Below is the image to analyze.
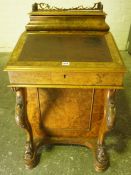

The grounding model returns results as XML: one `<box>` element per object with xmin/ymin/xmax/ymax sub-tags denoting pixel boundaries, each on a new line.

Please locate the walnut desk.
<box><xmin>4</xmin><ymin>2</ymin><xmax>126</xmax><ymax>172</ymax></box>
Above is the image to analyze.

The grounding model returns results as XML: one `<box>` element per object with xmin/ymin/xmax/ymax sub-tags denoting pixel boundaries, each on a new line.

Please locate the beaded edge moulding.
<box><xmin>32</xmin><ymin>2</ymin><xmax>103</xmax><ymax>12</ymax></box>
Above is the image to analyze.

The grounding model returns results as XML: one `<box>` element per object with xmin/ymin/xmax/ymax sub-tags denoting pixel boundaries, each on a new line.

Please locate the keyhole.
<box><xmin>64</xmin><ymin>74</ymin><xmax>66</xmax><ymax>78</ymax></box>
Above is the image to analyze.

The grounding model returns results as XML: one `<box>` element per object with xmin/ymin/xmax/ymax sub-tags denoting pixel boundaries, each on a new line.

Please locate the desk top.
<box><xmin>5</xmin><ymin>32</ymin><xmax>125</xmax><ymax>73</ymax></box>
<box><xmin>4</xmin><ymin>3</ymin><xmax>126</xmax><ymax>89</ymax></box>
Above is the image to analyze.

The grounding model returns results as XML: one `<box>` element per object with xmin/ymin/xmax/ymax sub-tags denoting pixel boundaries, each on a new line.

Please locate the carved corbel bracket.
<box><xmin>12</xmin><ymin>87</ymin><xmax>37</xmax><ymax>168</ymax></box>
<box><xmin>15</xmin><ymin>88</ymin><xmax>26</xmax><ymax>128</ymax></box>
<box><xmin>106</xmin><ymin>90</ymin><xmax>116</xmax><ymax>130</ymax></box>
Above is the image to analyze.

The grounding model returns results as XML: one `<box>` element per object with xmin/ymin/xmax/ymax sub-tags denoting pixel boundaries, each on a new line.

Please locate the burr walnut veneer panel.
<box><xmin>26</xmin><ymin>88</ymin><xmax>104</xmax><ymax>138</ymax></box>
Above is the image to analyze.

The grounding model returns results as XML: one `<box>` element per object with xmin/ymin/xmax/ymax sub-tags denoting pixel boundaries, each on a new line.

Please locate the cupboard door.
<box><xmin>39</xmin><ymin>88</ymin><xmax>94</xmax><ymax>136</ymax></box>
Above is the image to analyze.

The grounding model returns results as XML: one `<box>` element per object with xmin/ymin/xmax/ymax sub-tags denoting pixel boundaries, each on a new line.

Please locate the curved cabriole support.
<box><xmin>95</xmin><ymin>89</ymin><xmax>116</xmax><ymax>172</ymax></box>
<box><xmin>13</xmin><ymin>87</ymin><xmax>37</xmax><ymax>169</ymax></box>
<box><xmin>106</xmin><ymin>90</ymin><xmax>116</xmax><ymax>130</ymax></box>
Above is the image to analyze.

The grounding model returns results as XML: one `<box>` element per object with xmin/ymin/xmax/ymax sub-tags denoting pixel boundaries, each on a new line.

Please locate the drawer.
<box><xmin>51</xmin><ymin>72</ymin><xmax>123</xmax><ymax>86</ymax></box>
<box><xmin>8</xmin><ymin>71</ymin><xmax>123</xmax><ymax>86</ymax></box>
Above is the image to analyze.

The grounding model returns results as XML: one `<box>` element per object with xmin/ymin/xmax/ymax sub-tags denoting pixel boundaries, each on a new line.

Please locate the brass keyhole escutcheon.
<box><xmin>64</xmin><ymin>74</ymin><xmax>66</xmax><ymax>78</ymax></box>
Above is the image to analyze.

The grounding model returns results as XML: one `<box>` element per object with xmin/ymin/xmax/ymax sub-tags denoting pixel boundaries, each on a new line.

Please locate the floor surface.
<box><xmin>0</xmin><ymin>51</ymin><xmax>131</xmax><ymax>175</ymax></box>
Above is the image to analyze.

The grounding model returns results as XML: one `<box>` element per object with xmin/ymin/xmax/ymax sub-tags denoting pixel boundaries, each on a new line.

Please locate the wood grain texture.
<box><xmin>26</xmin><ymin>12</ymin><xmax>109</xmax><ymax>31</ymax></box>
<box><xmin>39</xmin><ymin>88</ymin><xmax>93</xmax><ymax>135</ymax></box>
<box><xmin>8</xmin><ymin>71</ymin><xmax>124</xmax><ymax>86</ymax></box>
<box><xmin>24</xmin><ymin>88</ymin><xmax>104</xmax><ymax>138</ymax></box>
<box><xmin>26</xmin><ymin>88</ymin><xmax>45</xmax><ymax>140</ymax></box>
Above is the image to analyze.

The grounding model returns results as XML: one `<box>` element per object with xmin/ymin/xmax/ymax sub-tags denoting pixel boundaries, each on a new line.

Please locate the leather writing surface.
<box><xmin>19</xmin><ymin>34</ymin><xmax>112</xmax><ymax>62</ymax></box>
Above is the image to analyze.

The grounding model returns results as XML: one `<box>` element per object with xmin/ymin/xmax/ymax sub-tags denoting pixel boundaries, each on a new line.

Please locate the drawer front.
<box><xmin>9</xmin><ymin>71</ymin><xmax>123</xmax><ymax>86</ymax></box>
<box><xmin>52</xmin><ymin>72</ymin><xmax>123</xmax><ymax>86</ymax></box>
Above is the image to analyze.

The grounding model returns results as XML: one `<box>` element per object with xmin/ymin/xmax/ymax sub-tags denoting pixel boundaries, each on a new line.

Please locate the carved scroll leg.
<box><xmin>95</xmin><ymin>89</ymin><xmax>116</xmax><ymax>172</ymax></box>
<box><xmin>14</xmin><ymin>88</ymin><xmax>38</xmax><ymax>169</ymax></box>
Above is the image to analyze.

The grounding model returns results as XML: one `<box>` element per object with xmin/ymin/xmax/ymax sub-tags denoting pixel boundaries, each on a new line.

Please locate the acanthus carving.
<box><xmin>106</xmin><ymin>90</ymin><xmax>116</xmax><ymax>130</ymax></box>
<box><xmin>96</xmin><ymin>145</ymin><xmax>108</xmax><ymax>164</ymax></box>
<box><xmin>15</xmin><ymin>88</ymin><xmax>26</xmax><ymax>128</ymax></box>
<box><xmin>32</xmin><ymin>2</ymin><xmax>103</xmax><ymax>12</ymax></box>
<box><xmin>14</xmin><ymin>88</ymin><xmax>36</xmax><ymax>168</ymax></box>
<box><xmin>95</xmin><ymin>144</ymin><xmax>109</xmax><ymax>172</ymax></box>
<box><xmin>24</xmin><ymin>141</ymin><xmax>34</xmax><ymax>161</ymax></box>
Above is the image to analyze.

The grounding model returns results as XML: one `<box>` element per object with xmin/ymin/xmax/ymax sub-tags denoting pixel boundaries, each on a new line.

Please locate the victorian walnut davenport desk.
<box><xmin>5</xmin><ymin>2</ymin><xmax>126</xmax><ymax>172</ymax></box>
